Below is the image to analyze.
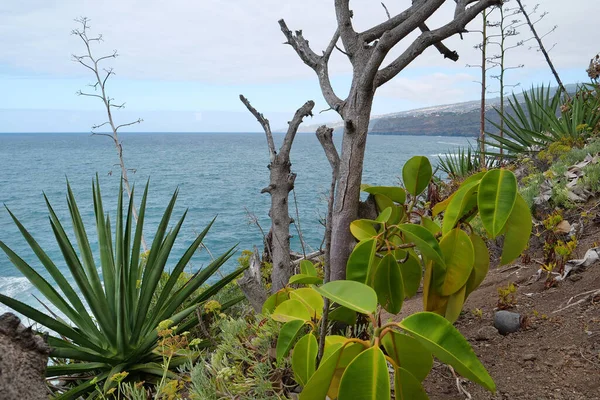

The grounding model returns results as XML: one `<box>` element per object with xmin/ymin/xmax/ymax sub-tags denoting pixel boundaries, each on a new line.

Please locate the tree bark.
<box><xmin>238</xmin><ymin>247</ymin><xmax>268</xmax><ymax>312</ymax></box>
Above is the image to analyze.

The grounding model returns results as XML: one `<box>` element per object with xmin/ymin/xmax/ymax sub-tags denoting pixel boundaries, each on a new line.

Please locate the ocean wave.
<box><xmin>436</xmin><ymin>141</ymin><xmax>461</xmax><ymax>146</ymax></box>
<box><xmin>0</xmin><ymin>276</ymin><xmax>32</xmax><ymax>298</ymax></box>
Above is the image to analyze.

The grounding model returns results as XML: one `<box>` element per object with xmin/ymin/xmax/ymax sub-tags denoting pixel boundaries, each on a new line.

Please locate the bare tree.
<box><xmin>239</xmin><ymin>95</ymin><xmax>315</xmax><ymax>293</ymax></box>
<box><xmin>515</xmin><ymin>0</ymin><xmax>566</xmax><ymax>97</ymax></box>
<box><xmin>71</xmin><ymin>17</ymin><xmax>147</xmax><ymax>249</ymax></box>
<box><xmin>280</xmin><ymin>0</ymin><xmax>502</xmax><ymax>281</ymax></box>
<box><xmin>466</xmin><ymin>9</ymin><xmax>495</xmax><ymax>163</ymax></box>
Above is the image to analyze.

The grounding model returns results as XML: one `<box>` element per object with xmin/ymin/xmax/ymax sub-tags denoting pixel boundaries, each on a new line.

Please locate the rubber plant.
<box><xmin>263</xmin><ymin>156</ymin><xmax>532</xmax><ymax>399</ymax></box>
<box><xmin>0</xmin><ymin>178</ymin><xmax>246</xmax><ymax>399</ymax></box>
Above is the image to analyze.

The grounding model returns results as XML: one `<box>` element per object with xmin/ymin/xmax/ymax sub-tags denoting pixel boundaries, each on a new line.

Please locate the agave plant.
<box><xmin>0</xmin><ymin>178</ymin><xmax>245</xmax><ymax>399</ymax></box>
<box><xmin>437</xmin><ymin>146</ymin><xmax>497</xmax><ymax>179</ymax></box>
<box><xmin>484</xmin><ymin>85</ymin><xmax>562</xmax><ymax>156</ymax></box>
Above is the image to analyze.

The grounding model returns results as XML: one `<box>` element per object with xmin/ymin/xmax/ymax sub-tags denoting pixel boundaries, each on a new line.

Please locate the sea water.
<box><xmin>0</xmin><ymin>132</ymin><xmax>471</xmax><ymax>314</ymax></box>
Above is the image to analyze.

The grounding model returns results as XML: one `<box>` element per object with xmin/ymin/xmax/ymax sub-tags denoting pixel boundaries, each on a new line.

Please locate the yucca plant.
<box><xmin>484</xmin><ymin>85</ymin><xmax>563</xmax><ymax>156</ymax></box>
<box><xmin>0</xmin><ymin>178</ymin><xmax>245</xmax><ymax>399</ymax></box>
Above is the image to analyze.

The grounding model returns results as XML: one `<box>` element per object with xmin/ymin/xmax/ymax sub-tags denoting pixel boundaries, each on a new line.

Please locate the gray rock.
<box><xmin>475</xmin><ymin>325</ymin><xmax>499</xmax><ymax>341</ymax></box>
<box><xmin>494</xmin><ymin>310</ymin><xmax>522</xmax><ymax>335</ymax></box>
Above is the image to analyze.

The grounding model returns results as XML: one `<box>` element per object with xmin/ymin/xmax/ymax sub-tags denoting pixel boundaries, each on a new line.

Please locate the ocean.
<box><xmin>0</xmin><ymin>132</ymin><xmax>472</xmax><ymax>314</ymax></box>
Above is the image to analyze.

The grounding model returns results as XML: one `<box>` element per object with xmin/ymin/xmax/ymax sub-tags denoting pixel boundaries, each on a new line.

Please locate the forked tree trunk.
<box><xmin>240</xmin><ymin>95</ymin><xmax>315</xmax><ymax>294</ymax></box>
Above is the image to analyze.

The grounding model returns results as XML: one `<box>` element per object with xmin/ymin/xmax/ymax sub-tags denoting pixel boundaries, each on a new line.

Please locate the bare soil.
<box><xmin>398</xmin><ymin>214</ymin><xmax>600</xmax><ymax>400</ymax></box>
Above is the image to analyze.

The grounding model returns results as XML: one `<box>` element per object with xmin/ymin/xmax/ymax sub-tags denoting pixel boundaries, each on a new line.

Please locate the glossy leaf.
<box><xmin>445</xmin><ymin>284</ymin><xmax>467</xmax><ymax>323</ymax></box>
<box><xmin>272</xmin><ymin>299</ymin><xmax>312</xmax><ymax>323</ymax></box>
<box><xmin>322</xmin><ymin>335</ymin><xmax>347</xmax><ymax>361</ymax></box>
<box><xmin>373</xmin><ymin>254</ymin><xmax>404</xmax><ymax>314</ymax></box>
<box><xmin>328</xmin><ymin>306</ymin><xmax>357</xmax><ymax>326</ymax></box>
<box><xmin>289</xmin><ymin>274</ymin><xmax>323</xmax><ymax>285</ymax></box>
<box><xmin>381</xmin><ymin>331</ymin><xmax>433</xmax><ymax>381</ymax></box>
<box><xmin>398</xmin><ymin>224</ymin><xmax>445</xmax><ymax>268</ymax></box>
<box><xmin>376</xmin><ymin>206</ymin><xmax>393</xmax><ymax>223</ymax></box>
<box><xmin>300</xmin><ymin>343</ymin><xmax>364</xmax><ymax>400</ymax></box>
<box><xmin>478</xmin><ymin>169</ymin><xmax>517</xmax><ymax>238</ymax></box>
<box><xmin>403</xmin><ymin>156</ymin><xmax>433</xmax><ymax>197</ymax></box>
<box><xmin>338</xmin><ymin>346</ymin><xmax>391</xmax><ymax>400</ymax></box>
<box><xmin>394</xmin><ymin>367</ymin><xmax>428</xmax><ymax>400</ymax></box>
<box><xmin>399</xmin><ymin>252</ymin><xmax>422</xmax><ymax>299</ymax></box>
<box><xmin>313</xmin><ymin>281</ymin><xmax>377</xmax><ymax>315</ymax></box>
<box><xmin>290</xmin><ymin>288</ymin><xmax>324</xmax><ymax>319</ymax></box>
<box><xmin>442</xmin><ymin>181</ymin><xmax>479</xmax><ymax>235</ymax></box>
<box><xmin>276</xmin><ymin>320</ymin><xmax>305</xmax><ymax>362</ymax></box>
<box><xmin>399</xmin><ymin>312</ymin><xmax>496</xmax><ymax>392</ymax></box>
<box><xmin>439</xmin><ymin>229</ymin><xmax>474</xmax><ymax>296</ymax></box>
<box><xmin>347</xmin><ymin>238</ymin><xmax>377</xmax><ymax>284</ymax></box>
<box><xmin>374</xmin><ymin>195</ymin><xmax>400</xmax><ymax>224</ymax></box>
<box><xmin>465</xmin><ymin>234</ymin><xmax>490</xmax><ymax>298</ymax></box>
<box><xmin>262</xmin><ymin>288</ymin><xmax>291</xmax><ymax>314</ymax></box>
<box><xmin>500</xmin><ymin>194</ymin><xmax>532</xmax><ymax>265</ymax></box>
<box><xmin>292</xmin><ymin>333</ymin><xmax>318</xmax><ymax>387</ymax></box>
<box><xmin>300</xmin><ymin>260</ymin><xmax>318</xmax><ymax>277</ymax></box>
<box><xmin>422</xmin><ymin>261</ymin><xmax>448</xmax><ymax>314</ymax></box>
<box><xmin>421</xmin><ymin>216</ymin><xmax>441</xmax><ymax>235</ymax></box>
<box><xmin>363</xmin><ymin>186</ymin><xmax>407</xmax><ymax>204</ymax></box>
<box><xmin>350</xmin><ymin>220</ymin><xmax>378</xmax><ymax>241</ymax></box>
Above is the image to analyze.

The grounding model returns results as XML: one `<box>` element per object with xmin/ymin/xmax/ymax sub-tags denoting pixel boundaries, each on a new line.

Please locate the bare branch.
<box><xmin>280</xmin><ymin>100</ymin><xmax>315</xmax><ymax>159</ymax></box>
<box><xmin>115</xmin><ymin>118</ymin><xmax>143</xmax><ymax>131</ymax></box>
<box><xmin>360</xmin><ymin>0</ymin><xmax>424</xmax><ymax>44</ymax></box>
<box><xmin>91</xmin><ymin>132</ymin><xmax>114</xmax><ymax>139</ymax></box>
<box><xmin>381</xmin><ymin>2</ymin><xmax>391</xmax><ymax>19</ymax></box>
<box><xmin>279</xmin><ymin>20</ymin><xmax>344</xmax><ymax>113</ymax></box>
<box><xmin>375</xmin><ymin>0</ymin><xmax>502</xmax><ymax>87</ymax></box>
<box><xmin>334</xmin><ymin>0</ymin><xmax>358</xmax><ymax>53</ymax></box>
<box><xmin>418</xmin><ymin>23</ymin><xmax>459</xmax><ymax>61</ymax></box>
<box><xmin>91</xmin><ymin>121</ymin><xmax>111</xmax><ymax>130</ymax></box>
<box><xmin>239</xmin><ymin>94</ymin><xmax>276</xmax><ymax>159</ymax></box>
<box><xmin>316</xmin><ymin>125</ymin><xmax>340</xmax><ymax>179</ymax></box>
<box><xmin>76</xmin><ymin>90</ymin><xmax>104</xmax><ymax>100</ymax></box>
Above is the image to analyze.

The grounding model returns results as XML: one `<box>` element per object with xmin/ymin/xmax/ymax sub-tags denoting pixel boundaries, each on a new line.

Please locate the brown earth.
<box><xmin>396</xmin><ymin>213</ymin><xmax>600</xmax><ymax>400</ymax></box>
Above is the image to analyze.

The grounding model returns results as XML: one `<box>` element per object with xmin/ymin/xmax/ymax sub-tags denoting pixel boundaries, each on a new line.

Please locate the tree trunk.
<box><xmin>268</xmin><ymin>155</ymin><xmax>296</xmax><ymax>291</ymax></box>
<box><xmin>329</xmin><ymin>91</ymin><xmax>374</xmax><ymax>281</ymax></box>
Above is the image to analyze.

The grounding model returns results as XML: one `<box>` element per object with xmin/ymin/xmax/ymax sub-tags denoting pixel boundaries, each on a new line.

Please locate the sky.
<box><xmin>0</xmin><ymin>0</ymin><xmax>596</xmax><ymax>132</ymax></box>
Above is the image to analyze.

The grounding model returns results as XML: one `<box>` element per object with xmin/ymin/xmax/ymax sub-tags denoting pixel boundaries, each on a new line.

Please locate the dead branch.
<box><xmin>239</xmin><ymin>94</ymin><xmax>276</xmax><ymax>159</ymax></box>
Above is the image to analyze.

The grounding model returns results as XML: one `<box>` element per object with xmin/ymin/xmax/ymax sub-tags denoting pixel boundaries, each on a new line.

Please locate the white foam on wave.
<box><xmin>437</xmin><ymin>141</ymin><xmax>461</xmax><ymax>146</ymax></box>
<box><xmin>0</xmin><ymin>276</ymin><xmax>33</xmax><ymax>314</ymax></box>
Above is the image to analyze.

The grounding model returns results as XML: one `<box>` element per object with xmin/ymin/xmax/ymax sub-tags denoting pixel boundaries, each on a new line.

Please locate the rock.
<box><xmin>0</xmin><ymin>313</ymin><xmax>50</xmax><ymax>400</ymax></box>
<box><xmin>494</xmin><ymin>310</ymin><xmax>522</xmax><ymax>335</ymax></box>
<box><xmin>475</xmin><ymin>325</ymin><xmax>499</xmax><ymax>341</ymax></box>
<box><xmin>523</xmin><ymin>353</ymin><xmax>537</xmax><ymax>362</ymax></box>
<box><xmin>569</xmin><ymin>274</ymin><xmax>583</xmax><ymax>282</ymax></box>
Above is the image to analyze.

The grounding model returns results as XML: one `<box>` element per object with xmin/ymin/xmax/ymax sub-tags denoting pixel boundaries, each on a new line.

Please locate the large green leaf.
<box><xmin>363</xmin><ymin>186</ymin><xmax>407</xmax><ymax>204</ymax></box>
<box><xmin>272</xmin><ymin>299</ymin><xmax>312</xmax><ymax>323</ymax></box>
<box><xmin>289</xmin><ymin>274</ymin><xmax>323</xmax><ymax>285</ymax></box>
<box><xmin>313</xmin><ymin>281</ymin><xmax>377</xmax><ymax>315</ymax></box>
<box><xmin>300</xmin><ymin>343</ymin><xmax>364</xmax><ymax>400</ymax></box>
<box><xmin>328</xmin><ymin>306</ymin><xmax>357</xmax><ymax>326</ymax></box>
<box><xmin>500</xmin><ymin>194</ymin><xmax>532</xmax><ymax>265</ymax></box>
<box><xmin>394</xmin><ymin>367</ymin><xmax>428</xmax><ymax>400</ymax></box>
<box><xmin>290</xmin><ymin>288</ymin><xmax>325</xmax><ymax>319</ymax></box>
<box><xmin>439</xmin><ymin>229</ymin><xmax>475</xmax><ymax>296</ymax></box>
<box><xmin>300</xmin><ymin>260</ymin><xmax>318</xmax><ymax>277</ymax></box>
<box><xmin>338</xmin><ymin>346</ymin><xmax>391</xmax><ymax>400</ymax></box>
<box><xmin>350</xmin><ymin>220</ymin><xmax>379</xmax><ymax>241</ymax></box>
<box><xmin>292</xmin><ymin>333</ymin><xmax>318</xmax><ymax>387</ymax></box>
<box><xmin>373</xmin><ymin>254</ymin><xmax>404</xmax><ymax>314</ymax></box>
<box><xmin>381</xmin><ymin>331</ymin><xmax>433</xmax><ymax>381</ymax></box>
<box><xmin>399</xmin><ymin>312</ymin><xmax>495</xmax><ymax>392</ymax></box>
<box><xmin>262</xmin><ymin>288</ymin><xmax>291</xmax><ymax>314</ymax></box>
<box><xmin>399</xmin><ymin>252</ymin><xmax>422</xmax><ymax>298</ymax></box>
<box><xmin>346</xmin><ymin>238</ymin><xmax>377</xmax><ymax>284</ymax></box>
<box><xmin>478</xmin><ymin>169</ymin><xmax>517</xmax><ymax>238</ymax></box>
<box><xmin>442</xmin><ymin>181</ymin><xmax>479</xmax><ymax>235</ymax></box>
<box><xmin>465</xmin><ymin>234</ymin><xmax>490</xmax><ymax>298</ymax></box>
<box><xmin>398</xmin><ymin>224</ymin><xmax>445</xmax><ymax>268</ymax></box>
<box><xmin>445</xmin><ymin>284</ymin><xmax>467</xmax><ymax>323</ymax></box>
<box><xmin>276</xmin><ymin>320</ymin><xmax>305</xmax><ymax>362</ymax></box>
<box><xmin>403</xmin><ymin>156</ymin><xmax>433</xmax><ymax>197</ymax></box>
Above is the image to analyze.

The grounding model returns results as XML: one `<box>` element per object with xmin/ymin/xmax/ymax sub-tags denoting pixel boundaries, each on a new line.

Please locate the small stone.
<box><xmin>494</xmin><ymin>310</ymin><xmax>522</xmax><ymax>335</ymax></box>
<box><xmin>523</xmin><ymin>353</ymin><xmax>537</xmax><ymax>361</ymax></box>
<box><xmin>475</xmin><ymin>325</ymin><xmax>499</xmax><ymax>341</ymax></box>
<box><xmin>568</xmin><ymin>274</ymin><xmax>583</xmax><ymax>282</ymax></box>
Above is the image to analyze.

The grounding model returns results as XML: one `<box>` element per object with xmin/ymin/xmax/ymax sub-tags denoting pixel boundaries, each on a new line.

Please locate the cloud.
<box><xmin>0</xmin><ymin>0</ymin><xmax>596</xmax><ymax>85</ymax></box>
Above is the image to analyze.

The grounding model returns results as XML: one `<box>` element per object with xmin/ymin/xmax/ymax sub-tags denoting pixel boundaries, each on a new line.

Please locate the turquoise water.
<box><xmin>0</xmin><ymin>132</ymin><xmax>471</xmax><ymax>314</ymax></box>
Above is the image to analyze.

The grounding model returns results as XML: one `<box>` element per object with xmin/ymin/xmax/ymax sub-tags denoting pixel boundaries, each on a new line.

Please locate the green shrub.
<box><xmin>0</xmin><ymin>178</ymin><xmax>246</xmax><ymax>399</ymax></box>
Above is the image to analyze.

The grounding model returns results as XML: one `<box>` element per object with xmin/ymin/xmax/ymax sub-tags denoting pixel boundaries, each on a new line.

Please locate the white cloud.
<box><xmin>0</xmin><ymin>0</ymin><xmax>596</xmax><ymax>85</ymax></box>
